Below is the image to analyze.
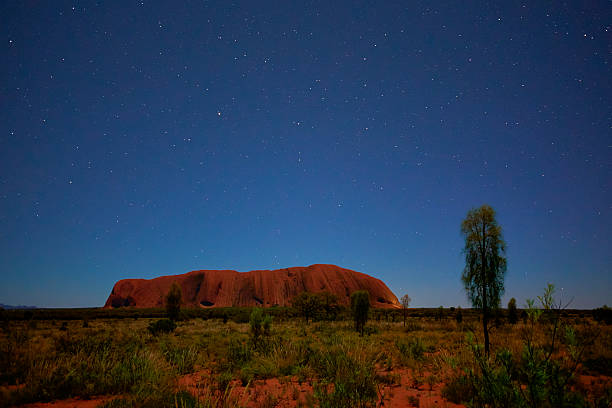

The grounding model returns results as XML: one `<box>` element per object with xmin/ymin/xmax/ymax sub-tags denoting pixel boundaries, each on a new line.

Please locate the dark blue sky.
<box><xmin>1</xmin><ymin>1</ymin><xmax>610</xmax><ymax>308</ymax></box>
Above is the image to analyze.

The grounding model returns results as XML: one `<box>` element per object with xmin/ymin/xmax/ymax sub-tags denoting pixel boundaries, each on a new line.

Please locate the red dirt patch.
<box><xmin>179</xmin><ymin>368</ymin><xmax>466</xmax><ymax>408</ymax></box>
<box><xmin>18</xmin><ymin>396</ymin><xmax>115</xmax><ymax>408</ymax></box>
<box><xmin>377</xmin><ymin>368</ymin><xmax>466</xmax><ymax>408</ymax></box>
<box><xmin>179</xmin><ymin>370</ymin><xmax>314</xmax><ymax>407</ymax></box>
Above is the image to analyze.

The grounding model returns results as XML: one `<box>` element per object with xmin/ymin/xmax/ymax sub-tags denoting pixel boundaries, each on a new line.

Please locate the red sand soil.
<box><xmin>105</xmin><ymin>264</ymin><xmax>401</xmax><ymax>309</ymax></box>
<box><xmin>18</xmin><ymin>396</ymin><xmax>115</xmax><ymax>408</ymax></box>
<box><xmin>178</xmin><ymin>368</ymin><xmax>467</xmax><ymax>408</ymax></box>
<box><xmin>377</xmin><ymin>368</ymin><xmax>466</xmax><ymax>408</ymax></box>
<box><xmin>177</xmin><ymin>368</ymin><xmax>612</xmax><ymax>408</ymax></box>
<box><xmin>11</xmin><ymin>372</ymin><xmax>611</xmax><ymax>407</ymax></box>
<box><xmin>179</xmin><ymin>370</ymin><xmax>316</xmax><ymax>407</ymax></box>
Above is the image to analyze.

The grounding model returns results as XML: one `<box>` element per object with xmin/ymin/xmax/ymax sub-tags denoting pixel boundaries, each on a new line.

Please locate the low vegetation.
<box><xmin>1</xmin><ymin>295</ymin><xmax>610</xmax><ymax>408</ymax></box>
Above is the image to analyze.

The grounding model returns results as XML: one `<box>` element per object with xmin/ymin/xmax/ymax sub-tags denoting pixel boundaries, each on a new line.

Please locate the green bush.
<box><xmin>291</xmin><ymin>292</ymin><xmax>341</xmax><ymax>323</ymax></box>
<box><xmin>147</xmin><ymin>319</ymin><xmax>176</xmax><ymax>335</ymax></box>
<box><xmin>508</xmin><ymin>298</ymin><xmax>518</xmax><ymax>324</ymax></box>
<box><xmin>593</xmin><ymin>305</ymin><xmax>612</xmax><ymax>324</ymax></box>
<box><xmin>4</xmin><ymin>331</ymin><xmax>166</xmax><ymax>405</ymax></box>
<box><xmin>226</xmin><ymin>337</ymin><xmax>251</xmax><ymax>369</ymax></box>
<box><xmin>216</xmin><ymin>370</ymin><xmax>233</xmax><ymax>392</ymax></box>
<box><xmin>312</xmin><ymin>348</ymin><xmax>378</xmax><ymax>408</ymax></box>
<box><xmin>249</xmin><ymin>307</ymin><xmax>272</xmax><ymax>339</ymax></box>
<box><xmin>395</xmin><ymin>337</ymin><xmax>426</xmax><ymax>362</ymax></box>
<box><xmin>100</xmin><ymin>390</ymin><xmax>200</xmax><ymax>408</ymax></box>
<box><xmin>436</xmin><ymin>306</ymin><xmax>444</xmax><ymax>321</ymax></box>
<box><xmin>442</xmin><ymin>374</ymin><xmax>474</xmax><ymax>404</ymax></box>
<box><xmin>584</xmin><ymin>356</ymin><xmax>612</xmax><ymax>376</ymax></box>
<box><xmin>166</xmin><ymin>283</ymin><xmax>182</xmax><ymax>321</ymax></box>
<box><xmin>451</xmin><ymin>286</ymin><xmax>603</xmax><ymax>408</ymax></box>
<box><xmin>404</xmin><ymin>320</ymin><xmax>422</xmax><ymax>332</ymax></box>
<box><xmin>160</xmin><ymin>342</ymin><xmax>198</xmax><ymax>374</ymax></box>
<box><xmin>456</xmin><ymin>307</ymin><xmax>463</xmax><ymax>324</ymax></box>
<box><xmin>350</xmin><ymin>291</ymin><xmax>370</xmax><ymax>335</ymax></box>
<box><xmin>239</xmin><ymin>358</ymin><xmax>276</xmax><ymax>385</ymax></box>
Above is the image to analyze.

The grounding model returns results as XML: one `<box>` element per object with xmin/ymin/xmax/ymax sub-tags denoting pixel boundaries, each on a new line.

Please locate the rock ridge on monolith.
<box><xmin>104</xmin><ymin>264</ymin><xmax>400</xmax><ymax>309</ymax></box>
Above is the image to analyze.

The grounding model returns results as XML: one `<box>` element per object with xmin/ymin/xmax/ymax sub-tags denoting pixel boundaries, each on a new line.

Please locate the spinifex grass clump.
<box><xmin>395</xmin><ymin>337</ymin><xmax>426</xmax><ymax>364</ymax></box>
<box><xmin>312</xmin><ymin>338</ymin><xmax>380</xmax><ymax>408</ymax></box>
<box><xmin>1</xmin><ymin>326</ymin><xmax>171</xmax><ymax>406</ymax></box>
<box><xmin>160</xmin><ymin>340</ymin><xmax>198</xmax><ymax>374</ymax></box>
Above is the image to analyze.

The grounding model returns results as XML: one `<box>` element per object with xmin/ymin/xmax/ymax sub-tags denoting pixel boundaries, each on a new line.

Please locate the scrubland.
<box><xmin>1</xmin><ymin>308</ymin><xmax>611</xmax><ymax>407</ymax></box>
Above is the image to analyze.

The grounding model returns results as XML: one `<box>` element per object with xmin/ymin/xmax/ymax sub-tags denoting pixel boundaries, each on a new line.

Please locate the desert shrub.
<box><xmin>292</xmin><ymin>292</ymin><xmax>324</xmax><ymax>323</ymax></box>
<box><xmin>5</xmin><ymin>330</ymin><xmax>167</xmax><ymax>405</ymax></box>
<box><xmin>0</xmin><ymin>328</ymin><xmax>31</xmax><ymax>385</ymax></box>
<box><xmin>461</xmin><ymin>342</ymin><xmax>522</xmax><ymax>407</ymax></box>
<box><xmin>350</xmin><ymin>291</ymin><xmax>370</xmax><ymax>335</ymax></box>
<box><xmin>593</xmin><ymin>305</ymin><xmax>612</xmax><ymax>325</ymax></box>
<box><xmin>404</xmin><ymin>319</ymin><xmax>422</xmax><ymax>332</ymax></box>
<box><xmin>226</xmin><ymin>336</ymin><xmax>251</xmax><ymax>369</ymax></box>
<box><xmin>453</xmin><ymin>285</ymin><xmax>601</xmax><ymax>408</ymax></box>
<box><xmin>216</xmin><ymin>370</ymin><xmax>234</xmax><ymax>392</ymax></box>
<box><xmin>160</xmin><ymin>341</ymin><xmax>198</xmax><ymax>374</ymax></box>
<box><xmin>436</xmin><ymin>306</ymin><xmax>444</xmax><ymax>321</ymax></box>
<box><xmin>312</xmin><ymin>348</ymin><xmax>378</xmax><ymax>408</ymax></box>
<box><xmin>109</xmin><ymin>350</ymin><xmax>164</xmax><ymax>393</ymax></box>
<box><xmin>583</xmin><ymin>356</ymin><xmax>612</xmax><ymax>376</ymax></box>
<box><xmin>456</xmin><ymin>307</ymin><xmax>463</xmax><ymax>323</ymax></box>
<box><xmin>442</xmin><ymin>373</ymin><xmax>474</xmax><ymax>404</ymax></box>
<box><xmin>395</xmin><ymin>337</ymin><xmax>426</xmax><ymax>363</ymax></box>
<box><xmin>170</xmin><ymin>391</ymin><xmax>201</xmax><ymax>408</ymax></box>
<box><xmin>166</xmin><ymin>283</ymin><xmax>182</xmax><ymax>321</ymax></box>
<box><xmin>320</xmin><ymin>292</ymin><xmax>341</xmax><ymax>321</ymax></box>
<box><xmin>100</xmin><ymin>390</ymin><xmax>200</xmax><ymax>408</ymax></box>
<box><xmin>521</xmin><ymin>309</ymin><xmax>528</xmax><ymax>323</ymax></box>
<box><xmin>508</xmin><ymin>297</ymin><xmax>518</xmax><ymax>324</ymax></box>
<box><xmin>249</xmin><ymin>307</ymin><xmax>272</xmax><ymax>339</ymax></box>
<box><xmin>147</xmin><ymin>319</ymin><xmax>176</xmax><ymax>335</ymax></box>
<box><xmin>231</xmin><ymin>309</ymin><xmax>252</xmax><ymax>323</ymax></box>
<box><xmin>239</xmin><ymin>358</ymin><xmax>277</xmax><ymax>385</ymax></box>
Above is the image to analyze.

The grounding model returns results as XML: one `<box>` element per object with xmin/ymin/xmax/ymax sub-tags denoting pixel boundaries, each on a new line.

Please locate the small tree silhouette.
<box><xmin>401</xmin><ymin>294</ymin><xmax>411</xmax><ymax>327</ymax></box>
<box><xmin>166</xmin><ymin>282</ymin><xmax>182</xmax><ymax>321</ymax></box>
<box><xmin>508</xmin><ymin>297</ymin><xmax>518</xmax><ymax>324</ymax></box>
<box><xmin>351</xmin><ymin>290</ymin><xmax>370</xmax><ymax>335</ymax></box>
<box><xmin>291</xmin><ymin>292</ymin><xmax>324</xmax><ymax>324</ymax></box>
<box><xmin>249</xmin><ymin>307</ymin><xmax>272</xmax><ymax>339</ymax></box>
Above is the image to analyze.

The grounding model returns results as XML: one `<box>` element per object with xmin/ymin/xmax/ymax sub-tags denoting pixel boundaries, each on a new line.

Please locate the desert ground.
<box><xmin>1</xmin><ymin>307</ymin><xmax>611</xmax><ymax>407</ymax></box>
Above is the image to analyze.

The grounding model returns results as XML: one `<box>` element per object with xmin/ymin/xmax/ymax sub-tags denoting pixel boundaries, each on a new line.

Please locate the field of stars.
<box><xmin>0</xmin><ymin>1</ymin><xmax>610</xmax><ymax>308</ymax></box>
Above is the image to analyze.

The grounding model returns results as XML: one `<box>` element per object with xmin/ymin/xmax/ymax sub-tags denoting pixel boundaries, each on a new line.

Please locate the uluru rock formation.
<box><xmin>105</xmin><ymin>264</ymin><xmax>400</xmax><ymax>309</ymax></box>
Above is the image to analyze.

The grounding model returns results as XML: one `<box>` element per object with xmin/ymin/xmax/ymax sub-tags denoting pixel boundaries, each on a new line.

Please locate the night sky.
<box><xmin>1</xmin><ymin>1</ymin><xmax>610</xmax><ymax>308</ymax></box>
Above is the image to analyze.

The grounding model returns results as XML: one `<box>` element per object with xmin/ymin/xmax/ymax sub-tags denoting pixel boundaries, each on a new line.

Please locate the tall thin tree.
<box><xmin>401</xmin><ymin>294</ymin><xmax>411</xmax><ymax>327</ymax></box>
<box><xmin>461</xmin><ymin>204</ymin><xmax>507</xmax><ymax>355</ymax></box>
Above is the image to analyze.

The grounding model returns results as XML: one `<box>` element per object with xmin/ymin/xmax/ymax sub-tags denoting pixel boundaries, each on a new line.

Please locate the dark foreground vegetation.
<box><xmin>0</xmin><ymin>304</ymin><xmax>605</xmax><ymax>323</ymax></box>
<box><xmin>1</xmin><ymin>301</ymin><xmax>611</xmax><ymax>408</ymax></box>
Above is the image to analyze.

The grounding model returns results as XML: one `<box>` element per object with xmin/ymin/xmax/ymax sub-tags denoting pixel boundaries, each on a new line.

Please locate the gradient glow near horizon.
<box><xmin>1</xmin><ymin>1</ymin><xmax>610</xmax><ymax>308</ymax></box>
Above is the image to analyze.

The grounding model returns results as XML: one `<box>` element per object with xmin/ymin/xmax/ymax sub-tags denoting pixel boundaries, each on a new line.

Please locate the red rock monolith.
<box><xmin>104</xmin><ymin>264</ymin><xmax>400</xmax><ymax>309</ymax></box>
